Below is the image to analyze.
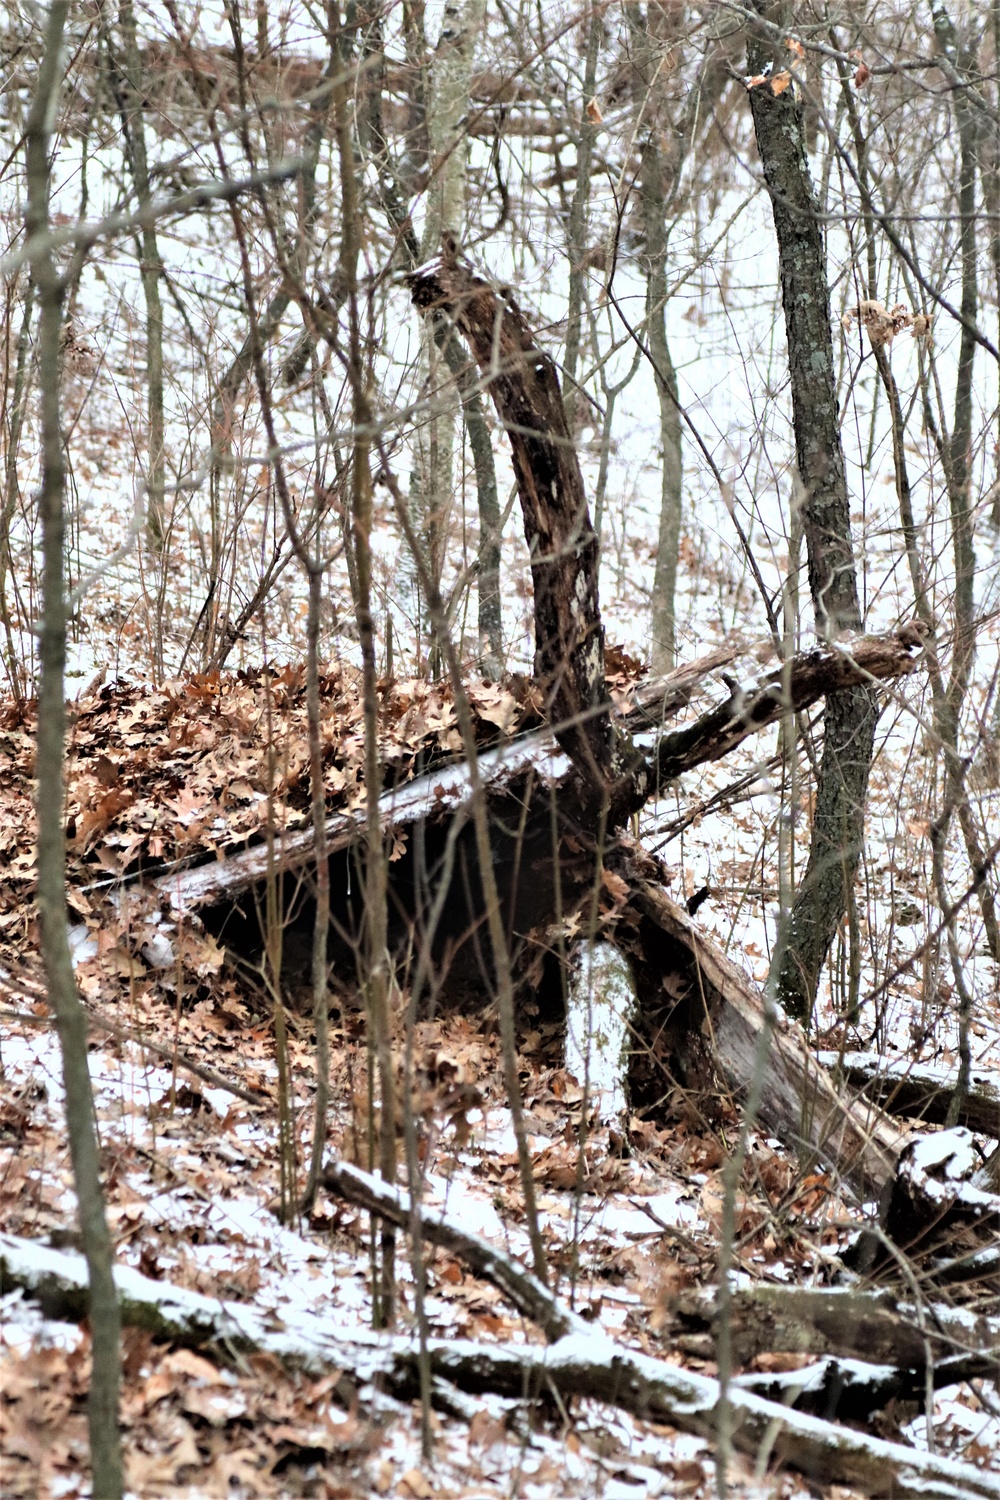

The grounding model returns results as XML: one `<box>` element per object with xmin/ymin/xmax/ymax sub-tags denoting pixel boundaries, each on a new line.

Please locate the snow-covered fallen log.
<box><xmin>677</xmin><ymin>1282</ymin><xmax>1000</xmax><ymax>1368</ymax></box>
<box><xmin>2</xmin><ymin>1228</ymin><xmax>998</xmax><ymax>1499</ymax></box>
<box><xmin>322</xmin><ymin>1158</ymin><xmax>579</xmax><ymax>1342</ymax></box>
<box><xmin>817</xmin><ymin>1051</ymin><xmax>1000</xmax><ymax>1137</ymax></box>
<box><xmin>879</xmin><ymin>1127</ymin><xmax>1000</xmax><ymax>1266</ymax></box>
<box><xmin>733</xmin><ymin>1351</ymin><xmax>1000</xmax><ymax>1421</ymax></box>
<box><xmin>325</xmin><ymin>1161</ymin><xmax>1000</xmax><ymax>1426</ymax></box>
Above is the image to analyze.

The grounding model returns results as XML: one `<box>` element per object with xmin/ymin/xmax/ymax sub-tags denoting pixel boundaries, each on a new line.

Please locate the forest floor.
<box><xmin>1</xmin><ymin>660</ymin><xmax>999</xmax><ymax>1499</ymax></box>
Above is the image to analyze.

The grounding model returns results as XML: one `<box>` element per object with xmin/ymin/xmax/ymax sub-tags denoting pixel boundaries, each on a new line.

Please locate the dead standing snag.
<box><xmin>408</xmin><ymin>238</ymin><xmax>647</xmax><ymax>821</ymax></box>
<box><xmin>404</xmin><ymin>242</ymin><xmax>931</xmax><ymax>1221</ymax></box>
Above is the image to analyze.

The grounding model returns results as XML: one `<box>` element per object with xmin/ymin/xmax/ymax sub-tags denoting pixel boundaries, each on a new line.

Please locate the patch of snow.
<box><xmin>564</xmin><ymin>940</ymin><xmax>636</xmax><ymax>1122</ymax></box>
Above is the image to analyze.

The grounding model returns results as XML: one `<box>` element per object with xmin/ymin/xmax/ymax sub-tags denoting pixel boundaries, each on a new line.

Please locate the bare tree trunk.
<box><xmin>628</xmin><ymin>12</ymin><xmax>682</xmax><ymax>676</ymax></box>
<box><xmin>928</xmin><ymin>4</ymin><xmax>1000</xmax><ymax>1002</ymax></box>
<box><xmin>333</xmin><ymin>40</ymin><xmax>397</xmax><ymax>1323</ymax></box>
<box><xmin>626</xmin><ymin>9</ymin><xmax>728</xmax><ymax>673</ymax></box>
<box><xmin>561</xmin><ymin>4</ymin><xmax>601</xmax><ymax>431</ymax></box>
<box><xmin>639</xmin><ymin>137</ymin><xmax>682</xmax><ymax>675</ymax></box>
<box><xmin>356</xmin><ymin>9</ymin><xmax>501</xmax><ymax>676</ymax></box>
<box><xmin>109</xmin><ymin>0</ymin><xmax>166</xmax><ymax>569</ymax></box>
<box><xmin>748</xmin><ymin>9</ymin><xmax>876</xmax><ymax>1023</ymax></box>
<box><xmin>409</xmin><ymin>0</ymin><xmax>487</xmax><ymax>675</ymax></box>
<box><xmin>0</xmin><ymin>281</ymin><xmax>32</xmax><ymax>700</ymax></box>
<box><xmin>26</xmin><ymin>6</ymin><xmax>123</xmax><ymax>1494</ymax></box>
<box><xmin>435</xmin><ymin>58</ymin><xmax>504</xmax><ymax>683</ymax></box>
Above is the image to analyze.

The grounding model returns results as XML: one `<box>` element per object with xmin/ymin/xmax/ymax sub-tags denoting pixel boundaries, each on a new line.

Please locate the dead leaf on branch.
<box><xmin>745</xmin><ymin>67</ymin><xmax>793</xmax><ymax>96</ymax></box>
<box><xmin>842</xmin><ymin>299</ymin><xmax>932</xmax><ymax>348</ymax></box>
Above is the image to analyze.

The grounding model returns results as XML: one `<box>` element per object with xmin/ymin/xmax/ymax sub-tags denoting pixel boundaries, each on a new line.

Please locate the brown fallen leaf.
<box><xmin>398</xmin><ymin>1466</ymin><xmax>434</xmax><ymax>1498</ymax></box>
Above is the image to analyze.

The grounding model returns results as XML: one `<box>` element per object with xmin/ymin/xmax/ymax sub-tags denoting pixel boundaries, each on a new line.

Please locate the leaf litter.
<box><xmin>0</xmin><ymin>657</ymin><xmax>997</xmax><ymax>1497</ymax></box>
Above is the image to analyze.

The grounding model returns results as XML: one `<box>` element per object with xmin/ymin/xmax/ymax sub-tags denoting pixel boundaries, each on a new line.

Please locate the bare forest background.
<box><xmin>6</xmin><ymin>1</ymin><xmax>1000</xmax><ymax>1498</ymax></box>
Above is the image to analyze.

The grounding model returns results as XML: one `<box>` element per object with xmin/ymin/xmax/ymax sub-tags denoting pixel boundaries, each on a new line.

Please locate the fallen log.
<box><xmin>318</xmin><ymin>1165</ymin><xmax>1000</xmax><ymax>1498</ymax></box>
<box><xmin>675</xmin><ymin>1282</ymin><xmax>1000</xmax><ymax>1368</ymax></box>
<box><xmin>127</xmin><ymin>651</ymin><xmax>919</xmax><ymax>1209</ymax></box>
<box><xmin>4</xmin><ymin>1224</ymin><xmax>999</xmax><ymax>1497</ymax></box>
<box><xmin>883</xmin><ymin>1128</ymin><xmax>1000</xmax><ymax>1258</ymax></box>
<box><xmin>619</xmin><ymin>876</ymin><xmax>908</xmax><ymax>1202</ymax></box>
<box><xmin>734</xmin><ymin>1351</ymin><xmax>1000</xmax><ymax>1421</ymax></box>
<box><xmin>326</xmin><ymin>1161</ymin><xmax>1000</xmax><ymax>1426</ymax></box>
<box><xmin>842</xmin><ymin>1127</ymin><xmax>1000</xmax><ymax>1285</ymax></box>
<box><xmin>323</xmin><ymin>1157</ymin><xmax>577</xmax><ymax>1342</ymax></box>
<box><xmin>141</xmin><ymin>628</ymin><xmax>923</xmax><ymax>922</ymax></box>
<box><xmin>817</xmin><ymin>1051</ymin><xmax>1000</xmax><ymax>1137</ymax></box>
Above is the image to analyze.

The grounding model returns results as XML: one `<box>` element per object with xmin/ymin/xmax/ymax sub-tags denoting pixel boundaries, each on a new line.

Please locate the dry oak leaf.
<box><xmin>770</xmin><ymin>69</ymin><xmax>792</xmax><ymax>95</ymax></box>
<box><xmin>470</xmin><ymin>683</ymin><xmax>519</xmax><ymax>733</ymax></box>
<box><xmin>600</xmin><ymin>867</ymin><xmax>630</xmax><ymax>905</ymax></box>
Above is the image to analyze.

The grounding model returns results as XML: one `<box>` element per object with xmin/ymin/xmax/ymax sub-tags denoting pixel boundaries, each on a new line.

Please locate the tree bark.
<box><xmin>561</xmin><ymin>4</ymin><xmax>601</xmax><ymax>432</ymax></box>
<box><xmin>629</xmin><ymin>9</ymin><xmax>688</xmax><ymax>675</ymax></box>
<box><xmin>108</xmin><ymin>0</ymin><xmax>166</xmax><ymax>566</ymax></box>
<box><xmin>748</xmin><ymin>12</ymin><xmax>877</xmax><ymax>1023</ymax></box>
<box><xmin>408</xmin><ymin>0</ymin><xmax>491</xmax><ymax>676</ymax></box>
<box><xmin>623</xmin><ymin>879</ymin><xmax>905</xmax><ymax>1203</ymax></box>
<box><xmin>817</xmin><ymin>1050</ymin><xmax>1000</xmax><ymax>1137</ymax></box>
<box><xmin>27</xmin><ymin>6</ymin><xmax>123</xmax><ymax>1495</ymax></box>
<box><xmin>677</xmin><ymin>1281</ymin><xmax>1000</xmax><ymax>1369</ymax></box>
<box><xmin>409</xmin><ymin>245</ymin><xmax>643</xmax><ymax>813</ymax></box>
<box><xmin>332</xmin><ymin>40</ymin><xmax>397</xmax><ymax>1323</ymax></box>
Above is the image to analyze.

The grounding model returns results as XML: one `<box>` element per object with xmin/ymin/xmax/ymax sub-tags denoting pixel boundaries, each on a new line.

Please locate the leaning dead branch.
<box><xmin>407</xmin><ymin>242</ymin><xmax>926</xmax><ymax>826</ymax></box>
<box><xmin>324</xmin><ymin>1159</ymin><xmax>576</xmax><ymax>1341</ymax></box>
<box><xmin>4</xmin><ymin>1225</ymin><xmax>999</xmax><ymax>1499</ymax></box>
<box><xmin>325</xmin><ymin>1166</ymin><xmax>1000</xmax><ymax>1498</ymax></box>
<box><xmin>326</xmin><ymin>1159</ymin><xmax>1000</xmax><ymax>1426</ymax></box>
